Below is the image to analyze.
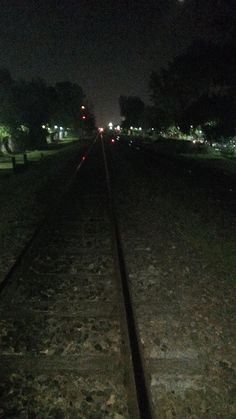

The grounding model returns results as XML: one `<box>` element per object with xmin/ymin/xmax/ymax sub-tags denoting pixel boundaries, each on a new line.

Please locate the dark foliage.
<box><xmin>0</xmin><ymin>71</ymin><xmax>96</xmax><ymax>150</ymax></box>
<box><xmin>149</xmin><ymin>38</ymin><xmax>236</xmax><ymax>138</ymax></box>
<box><xmin>119</xmin><ymin>95</ymin><xmax>145</xmax><ymax>128</ymax></box>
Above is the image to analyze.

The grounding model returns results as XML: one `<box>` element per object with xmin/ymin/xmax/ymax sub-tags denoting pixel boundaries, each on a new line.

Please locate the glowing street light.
<box><xmin>81</xmin><ymin>105</ymin><xmax>85</xmax><ymax>110</ymax></box>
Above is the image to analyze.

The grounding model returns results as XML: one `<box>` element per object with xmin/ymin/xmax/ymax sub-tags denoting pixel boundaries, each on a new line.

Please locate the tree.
<box><xmin>13</xmin><ymin>79</ymin><xmax>57</xmax><ymax>149</ymax></box>
<box><xmin>149</xmin><ymin>39</ymin><xmax>236</xmax><ymax>138</ymax></box>
<box><xmin>0</xmin><ymin>70</ymin><xmax>95</xmax><ymax>150</ymax></box>
<box><xmin>54</xmin><ymin>81</ymin><xmax>86</xmax><ymax>131</ymax></box>
<box><xmin>119</xmin><ymin>95</ymin><xmax>145</xmax><ymax>128</ymax></box>
<box><xmin>0</xmin><ymin>69</ymin><xmax>16</xmax><ymax>132</ymax></box>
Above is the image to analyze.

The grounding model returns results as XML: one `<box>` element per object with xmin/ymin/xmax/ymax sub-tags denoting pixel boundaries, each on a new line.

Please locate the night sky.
<box><xmin>0</xmin><ymin>0</ymin><xmax>234</xmax><ymax>125</ymax></box>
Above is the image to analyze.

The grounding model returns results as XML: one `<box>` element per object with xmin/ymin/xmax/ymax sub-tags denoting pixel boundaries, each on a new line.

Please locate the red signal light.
<box><xmin>111</xmin><ymin>138</ymin><xmax>115</xmax><ymax>144</ymax></box>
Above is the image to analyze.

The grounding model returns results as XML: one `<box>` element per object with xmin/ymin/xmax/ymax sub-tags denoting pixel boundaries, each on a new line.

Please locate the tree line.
<box><xmin>0</xmin><ymin>69</ymin><xmax>95</xmax><ymax>151</ymax></box>
<box><xmin>120</xmin><ymin>1</ymin><xmax>236</xmax><ymax>141</ymax></box>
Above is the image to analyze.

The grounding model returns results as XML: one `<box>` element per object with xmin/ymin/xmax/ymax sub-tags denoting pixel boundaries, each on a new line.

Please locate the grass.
<box><xmin>179</xmin><ymin>151</ymin><xmax>236</xmax><ymax>175</ymax></box>
<box><xmin>0</xmin><ymin>136</ymin><xmax>80</xmax><ymax>171</ymax></box>
<box><xmin>140</xmin><ymin>135</ymin><xmax>236</xmax><ymax>176</ymax></box>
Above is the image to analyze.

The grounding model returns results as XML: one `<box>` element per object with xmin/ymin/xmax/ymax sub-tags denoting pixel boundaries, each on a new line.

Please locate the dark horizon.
<box><xmin>0</xmin><ymin>0</ymin><xmax>235</xmax><ymax>125</ymax></box>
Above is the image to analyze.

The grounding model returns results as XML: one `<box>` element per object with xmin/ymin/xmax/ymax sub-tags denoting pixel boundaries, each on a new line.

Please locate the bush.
<box><xmin>220</xmin><ymin>146</ymin><xmax>236</xmax><ymax>157</ymax></box>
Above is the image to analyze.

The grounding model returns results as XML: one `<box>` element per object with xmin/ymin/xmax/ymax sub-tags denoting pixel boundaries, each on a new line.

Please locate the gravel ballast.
<box><xmin>110</xmin><ymin>141</ymin><xmax>236</xmax><ymax>418</ymax></box>
<box><xmin>0</xmin><ymin>141</ymin><xmax>88</xmax><ymax>283</ymax></box>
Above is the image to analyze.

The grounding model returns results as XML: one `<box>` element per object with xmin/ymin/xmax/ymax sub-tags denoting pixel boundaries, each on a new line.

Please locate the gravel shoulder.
<box><xmin>0</xmin><ymin>144</ymin><xmax>136</xmax><ymax>418</ymax></box>
<box><xmin>0</xmin><ymin>140</ymin><xmax>88</xmax><ymax>283</ymax></box>
<box><xmin>110</xmin><ymin>142</ymin><xmax>236</xmax><ymax>418</ymax></box>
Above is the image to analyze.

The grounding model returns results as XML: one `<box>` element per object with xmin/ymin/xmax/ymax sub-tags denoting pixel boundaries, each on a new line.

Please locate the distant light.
<box><xmin>82</xmin><ymin>155</ymin><xmax>86</xmax><ymax>161</ymax></box>
<box><xmin>99</xmin><ymin>127</ymin><xmax>104</xmax><ymax>132</ymax></box>
<box><xmin>111</xmin><ymin>138</ymin><xmax>115</xmax><ymax>144</ymax></box>
<box><xmin>190</xmin><ymin>125</ymin><xmax>193</xmax><ymax>129</ymax></box>
<box><xmin>139</xmin><ymin>127</ymin><xmax>142</xmax><ymax>131</ymax></box>
<box><xmin>82</xmin><ymin>116</ymin><xmax>86</xmax><ymax>120</ymax></box>
<box><xmin>151</xmin><ymin>128</ymin><xmax>154</xmax><ymax>131</ymax></box>
<box><xmin>42</xmin><ymin>125</ymin><xmax>46</xmax><ymax>129</ymax></box>
<box><xmin>81</xmin><ymin>105</ymin><xmax>85</xmax><ymax>110</ymax></box>
<box><xmin>60</xmin><ymin>126</ymin><xmax>63</xmax><ymax>130</ymax></box>
<box><xmin>130</xmin><ymin>126</ymin><xmax>133</xmax><ymax>130</ymax></box>
<box><xmin>116</xmin><ymin>125</ymin><xmax>121</xmax><ymax>131</ymax></box>
<box><xmin>54</xmin><ymin>125</ymin><xmax>58</xmax><ymax>129</ymax></box>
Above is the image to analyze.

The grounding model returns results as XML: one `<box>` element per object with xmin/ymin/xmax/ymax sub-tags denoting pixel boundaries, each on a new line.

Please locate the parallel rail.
<box><xmin>0</xmin><ymin>135</ymin><xmax>153</xmax><ymax>418</ymax></box>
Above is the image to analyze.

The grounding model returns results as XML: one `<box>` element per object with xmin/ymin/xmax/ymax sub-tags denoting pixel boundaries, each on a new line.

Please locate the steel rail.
<box><xmin>100</xmin><ymin>134</ymin><xmax>154</xmax><ymax>419</ymax></box>
<box><xmin>0</xmin><ymin>134</ymin><xmax>99</xmax><ymax>295</ymax></box>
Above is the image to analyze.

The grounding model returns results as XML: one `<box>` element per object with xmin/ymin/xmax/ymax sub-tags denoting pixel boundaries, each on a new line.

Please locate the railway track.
<box><xmin>2</xmin><ymin>135</ymin><xmax>234</xmax><ymax>417</ymax></box>
<box><xmin>0</xmin><ymin>137</ymin><xmax>153</xmax><ymax>418</ymax></box>
<box><xmin>108</xmin><ymin>140</ymin><xmax>236</xmax><ymax>418</ymax></box>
